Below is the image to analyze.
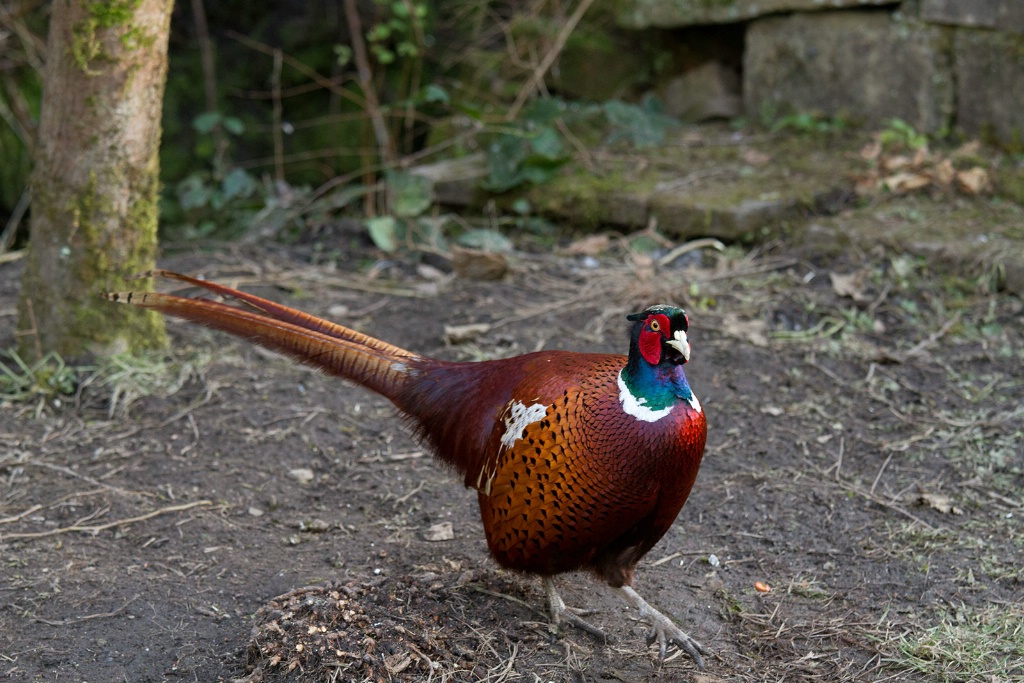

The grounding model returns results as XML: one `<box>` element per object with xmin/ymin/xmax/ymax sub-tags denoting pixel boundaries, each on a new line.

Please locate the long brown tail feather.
<box><xmin>104</xmin><ymin>286</ymin><xmax>414</xmax><ymax>398</ymax></box>
<box><xmin>146</xmin><ymin>270</ymin><xmax>417</xmax><ymax>359</ymax></box>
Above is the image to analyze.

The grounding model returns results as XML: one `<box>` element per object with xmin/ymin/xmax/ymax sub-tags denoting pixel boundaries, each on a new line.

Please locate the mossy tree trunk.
<box><xmin>17</xmin><ymin>0</ymin><xmax>172</xmax><ymax>359</ymax></box>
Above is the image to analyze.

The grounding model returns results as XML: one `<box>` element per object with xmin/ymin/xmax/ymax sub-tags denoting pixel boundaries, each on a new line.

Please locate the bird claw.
<box><xmin>647</xmin><ymin>616</ymin><xmax>706</xmax><ymax>668</ymax></box>
<box><xmin>552</xmin><ymin>606</ymin><xmax>609</xmax><ymax>643</ymax></box>
<box><xmin>617</xmin><ymin>585</ymin><xmax>707</xmax><ymax>670</ymax></box>
<box><xmin>543</xmin><ymin>577</ymin><xmax>609</xmax><ymax>644</ymax></box>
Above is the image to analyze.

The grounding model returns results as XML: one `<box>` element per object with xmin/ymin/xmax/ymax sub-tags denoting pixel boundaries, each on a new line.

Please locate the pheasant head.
<box><xmin>619</xmin><ymin>305</ymin><xmax>700</xmax><ymax>420</ymax></box>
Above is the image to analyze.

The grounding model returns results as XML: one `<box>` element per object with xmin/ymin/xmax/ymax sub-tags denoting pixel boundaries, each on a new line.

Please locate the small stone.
<box><xmin>423</xmin><ymin>522</ymin><xmax>454</xmax><ymax>542</ymax></box>
<box><xmin>452</xmin><ymin>247</ymin><xmax>508</xmax><ymax>280</ymax></box>
<box><xmin>289</xmin><ymin>468</ymin><xmax>315</xmax><ymax>484</ymax></box>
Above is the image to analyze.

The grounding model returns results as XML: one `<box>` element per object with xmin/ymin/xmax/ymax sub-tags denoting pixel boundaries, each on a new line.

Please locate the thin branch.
<box><xmin>225</xmin><ymin>30</ymin><xmax>366</xmax><ymax>109</ymax></box>
<box><xmin>343</xmin><ymin>0</ymin><xmax>395</xmax><ymax>169</ymax></box>
<box><xmin>35</xmin><ymin>596</ymin><xmax>139</xmax><ymax>626</ymax></box>
<box><xmin>507</xmin><ymin>0</ymin><xmax>597</xmax><ymax>120</ymax></box>
<box><xmin>271</xmin><ymin>48</ymin><xmax>285</xmax><ymax>184</ymax></box>
<box><xmin>0</xmin><ymin>500</ymin><xmax>213</xmax><ymax>541</ymax></box>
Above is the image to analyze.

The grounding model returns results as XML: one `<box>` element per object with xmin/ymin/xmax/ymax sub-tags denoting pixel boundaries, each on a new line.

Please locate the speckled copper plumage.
<box><xmin>396</xmin><ymin>352</ymin><xmax>706</xmax><ymax>586</ymax></box>
<box><xmin>106</xmin><ymin>271</ymin><xmax>710</xmax><ymax>667</ymax></box>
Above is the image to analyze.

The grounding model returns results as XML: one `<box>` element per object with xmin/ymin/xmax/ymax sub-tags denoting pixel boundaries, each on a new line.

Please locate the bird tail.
<box><xmin>104</xmin><ymin>270</ymin><xmax>417</xmax><ymax>397</ymax></box>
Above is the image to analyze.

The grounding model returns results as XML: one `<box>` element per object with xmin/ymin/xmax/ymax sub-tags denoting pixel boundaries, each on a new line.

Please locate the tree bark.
<box><xmin>17</xmin><ymin>0</ymin><xmax>172</xmax><ymax>359</ymax></box>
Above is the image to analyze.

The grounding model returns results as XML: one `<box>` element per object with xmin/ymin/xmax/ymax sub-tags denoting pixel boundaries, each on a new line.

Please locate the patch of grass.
<box><xmin>81</xmin><ymin>349</ymin><xmax>212</xmax><ymax>417</ymax></box>
<box><xmin>0</xmin><ymin>347</ymin><xmax>211</xmax><ymax>416</ymax></box>
<box><xmin>0</xmin><ymin>350</ymin><xmax>79</xmax><ymax>402</ymax></box>
<box><xmin>893</xmin><ymin>604</ymin><xmax>1024</xmax><ymax>682</ymax></box>
<box><xmin>784</xmin><ymin>575</ymin><xmax>833</xmax><ymax>601</ymax></box>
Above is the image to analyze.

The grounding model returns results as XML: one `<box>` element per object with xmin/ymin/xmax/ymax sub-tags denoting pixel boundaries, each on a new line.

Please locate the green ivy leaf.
<box><xmin>177</xmin><ymin>175</ymin><xmax>212</xmax><ymax>211</ymax></box>
<box><xmin>457</xmin><ymin>228</ymin><xmax>512</xmax><ymax>252</ymax></box>
<box><xmin>421</xmin><ymin>84</ymin><xmax>449</xmax><ymax>105</ymax></box>
<box><xmin>603</xmin><ymin>96</ymin><xmax>680</xmax><ymax>149</ymax></box>
<box><xmin>192</xmin><ymin>112</ymin><xmax>221</xmax><ymax>134</ymax></box>
<box><xmin>366</xmin><ymin>216</ymin><xmax>399</xmax><ymax>252</ymax></box>
<box><xmin>334</xmin><ymin>44</ymin><xmax>352</xmax><ymax>67</ymax></box>
<box><xmin>222</xmin><ymin>168</ymin><xmax>258</xmax><ymax>200</ymax></box>
<box><xmin>528</xmin><ymin>126</ymin><xmax>565</xmax><ymax>161</ymax></box>
<box><xmin>222</xmin><ymin>117</ymin><xmax>245</xmax><ymax>136</ymax></box>
<box><xmin>386</xmin><ymin>170</ymin><xmax>432</xmax><ymax>218</ymax></box>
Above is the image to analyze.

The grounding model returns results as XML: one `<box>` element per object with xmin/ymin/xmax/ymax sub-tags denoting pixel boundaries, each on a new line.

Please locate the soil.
<box><xmin>1</xmin><ymin>226</ymin><xmax>1022</xmax><ymax>682</ymax></box>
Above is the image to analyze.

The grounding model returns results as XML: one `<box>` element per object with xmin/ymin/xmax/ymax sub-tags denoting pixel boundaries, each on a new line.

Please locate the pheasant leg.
<box><xmin>615</xmin><ymin>585</ymin><xmax>706</xmax><ymax>669</ymax></box>
<box><xmin>542</xmin><ymin>577</ymin><xmax>608</xmax><ymax>643</ymax></box>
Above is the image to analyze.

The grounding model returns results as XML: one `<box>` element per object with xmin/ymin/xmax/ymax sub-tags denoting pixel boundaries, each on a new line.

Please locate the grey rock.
<box><xmin>922</xmin><ymin>0</ymin><xmax>1024</xmax><ymax>33</ymax></box>
<box><xmin>662</xmin><ymin>61</ymin><xmax>742</xmax><ymax>123</ymax></box>
<box><xmin>954</xmin><ymin>29</ymin><xmax>1024</xmax><ymax>143</ymax></box>
<box><xmin>617</xmin><ymin>0</ymin><xmax>897</xmax><ymax>29</ymax></box>
<box><xmin>743</xmin><ymin>11</ymin><xmax>953</xmax><ymax>133</ymax></box>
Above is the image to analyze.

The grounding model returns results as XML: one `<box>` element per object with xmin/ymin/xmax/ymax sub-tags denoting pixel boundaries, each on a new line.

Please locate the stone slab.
<box><xmin>954</xmin><ymin>30</ymin><xmax>1024</xmax><ymax>144</ymax></box>
<box><xmin>921</xmin><ymin>0</ymin><xmax>1024</xmax><ymax>33</ymax></box>
<box><xmin>650</xmin><ymin>194</ymin><xmax>802</xmax><ymax>241</ymax></box>
<box><xmin>661</xmin><ymin>61</ymin><xmax>742</xmax><ymax>123</ymax></box>
<box><xmin>616</xmin><ymin>0</ymin><xmax>896</xmax><ymax>29</ymax></box>
<box><xmin>743</xmin><ymin>11</ymin><xmax>953</xmax><ymax>133</ymax></box>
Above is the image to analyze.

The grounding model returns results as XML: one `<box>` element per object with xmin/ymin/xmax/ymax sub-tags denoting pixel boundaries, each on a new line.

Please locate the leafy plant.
<box><xmin>484</xmin><ymin>124</ymin><xmax>570</xmax><ymax>193</ymax></box>
<box><xmin>770</xmin><ymin>111</ymin><xmax>848</xmax><ymax>135</ymax></box>
<box><xmin>365</xmin><ymin>169</ymin><xmax>445</xmax><ymax>252</ymax></box>
<box><xmin>363</xmin><ymin>0</ymin><xmax>429</xmax><ymax>66</ymax></box>
<box><xmin>163</xmin><ymin>112</ymin><xmax>265</xmax><ymax>239</ymax></box>
<box><xmin>603</xmin><ymin>94</ymin><xmax>680</xmax><ymax>148</ymax></box>
<box><xmin>879</xmin><ymin>117</ymin><xmax>928</xmax><ymax>150</ymax></box>
<box><xmin>0</xmin><ymin>349</ymin><xmax>79</xmax><ymax>402</ymax></box>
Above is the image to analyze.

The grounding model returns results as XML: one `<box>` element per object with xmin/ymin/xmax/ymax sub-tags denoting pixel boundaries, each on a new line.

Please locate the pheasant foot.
<box><xmin>615</xmin><ymin>585</ymin><xmax>706</xmax><ymax>669</ymax></box>
<box><xmin>542</xmin><ymin>577</ymin><xmax>608</xmax><ymax>643</ymax></box>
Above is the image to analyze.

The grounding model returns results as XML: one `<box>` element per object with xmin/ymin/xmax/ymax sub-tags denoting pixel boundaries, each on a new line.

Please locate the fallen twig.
<box><xmin>0</xmin><ymin>504</ymin><xmax>42</xmax><ymax>525</ymax></box>
<box><xmin>1</xmin><ymin>500</ymin><xmax>213</xmax><ymax>541</ymax></box>
<box><xmin>35</xmin><ymin>595</ymin><xmax>138</xmax><ymax>626</ymax></box>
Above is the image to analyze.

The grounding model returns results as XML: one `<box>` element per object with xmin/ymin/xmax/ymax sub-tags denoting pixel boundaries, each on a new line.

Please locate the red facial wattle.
<box><xmin>638</xmin><ymin>313</ymin><xmax>671</xmax><ymax>365</ymax></box>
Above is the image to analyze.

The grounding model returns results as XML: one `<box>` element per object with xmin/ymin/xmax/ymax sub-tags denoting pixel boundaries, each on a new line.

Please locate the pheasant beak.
<box><xmin>665</xmin><ymin>329</ymin><xmax>691</xmax><ymax>364</ymax></box>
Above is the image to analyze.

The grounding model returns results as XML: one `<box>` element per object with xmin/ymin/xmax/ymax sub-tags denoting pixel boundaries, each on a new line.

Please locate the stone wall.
<box><xmin>614</xmin><ymin>0</ymin><xmax>1024</xmax><ymax>143</ymax></box>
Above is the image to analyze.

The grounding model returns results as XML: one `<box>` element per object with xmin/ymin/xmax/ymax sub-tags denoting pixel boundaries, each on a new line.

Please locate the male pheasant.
<box><xmin>106</xmin><ymin>271</ymin><xmax>709</xmax><ymax>667</ymax></box>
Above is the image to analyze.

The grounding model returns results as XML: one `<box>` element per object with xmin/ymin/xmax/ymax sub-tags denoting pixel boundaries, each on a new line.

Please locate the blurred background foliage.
<box><xmin>1</xmin><ymin>0</ymin><xmax>680</xmax><ymax>250</ymax></box>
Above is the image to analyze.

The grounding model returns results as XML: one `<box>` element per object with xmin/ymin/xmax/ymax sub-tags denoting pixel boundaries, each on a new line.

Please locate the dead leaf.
<box><xmin>911</xmin><ymin>146</ymin><xmax>930</xmax><ymax>168</ymax></box>
<box><xmin>830</xmin><ymin>270</ymin><xmax>869</xmax><ymax>302</ymax></box>
<box><xmin>912</xmin><ymin>492</ymin><xmax>963</xmax><ymax>515</ymax></box>
<box><xmin>881</xmin><ymin>154</ymin><xmax>912</xmax><ymax>173</ymax></box>
<box><xmin>423</xmin><ymin>522</ymin><xmax>454</xmax><ymax>541</ymax></box>
<box><xmin>883</xmin><ymin>172</ymin><xmax>931</xmax><ymax>194</ymax></box>
<box><xmin>955</xmin><ymin>167</ymin><xmax>991</xmax><ymax>196</ymax></box>
<box><xmin>443</xmin><ymin>322</ymin><xmax>491</xmax><ymax>345</ymax></box>
<box><xmin>563</xmin><ymin>234</ymin><xmax>610</xmax><ymax>256</ymax></box>
<box><xmin>720</xmin><ymin>312</ymin><xmax>768</xmax><ymax>347</ymax></box>
<box><xmin>952</xmin><ymin>140</ymin><xmax>981</xmax><ymax>158</ymax></box>
<box><xmin>853</xmin><ymin>172</ymin><xmax>880</xmax><ymax>196</ymax></box>
<box><xmin>742</xmin><ymin>149</ymin><xmax>771</xmax><ymax>166</ymax></box>
<box><xmin>452</xmin><ymin>246</ymin><xmax>508</xmax><ymax>280</ymax></box>
<box><xmin>859</xmin><ymin>140</ymin><xmax>882</xmax><ymax>161</ymax></box>
<box><xmin>933</xmin><ymin>158</ymin><xmax>955</xmax><ymax>186</ymax></box>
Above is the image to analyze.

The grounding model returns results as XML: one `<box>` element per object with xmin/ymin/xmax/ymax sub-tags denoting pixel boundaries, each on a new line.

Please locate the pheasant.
<box><xmin>105</xmin><ymin>270</ymin><xmax>709</xmax><ymax>667</ymax></box>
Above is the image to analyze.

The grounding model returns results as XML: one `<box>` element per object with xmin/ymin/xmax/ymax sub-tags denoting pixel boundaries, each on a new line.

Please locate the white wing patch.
<box><xmin>617</xmin><ymin>371</ymin><xmax>674</xmax><ymax>423</ymax></box>
<box><xmin>476</xmin><ymin>400</ymin><xmax>549</xmax><ymax>495</ymax></box>
<box><xmin>500</xmin><ymin>400</ymin><xmax>548</xmax><ymax>448</ymax></box>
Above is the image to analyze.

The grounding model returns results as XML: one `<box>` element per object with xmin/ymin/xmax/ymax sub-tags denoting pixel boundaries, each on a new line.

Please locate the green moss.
<box><xmin>71</xmin><ymin>0</ymin><xmax>146</xmax><ymax>74</ymax></box>
<box><xmin>994</xmin><ymin>165</ymin><xmax>1024</xmax><ymax>206</ymax></box>
<box><xmin>21</xmin><ymin>167</ymin><xmax>166</xmax><ymax>358</ymax></box>
<box><xmin>76</xmin><ymin>170</ymin><xmax>166</xmax><ymax>355</ymax></box>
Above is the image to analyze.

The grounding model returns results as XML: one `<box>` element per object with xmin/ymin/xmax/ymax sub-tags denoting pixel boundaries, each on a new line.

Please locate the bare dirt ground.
<box><xmin>1</xmin><ymin>222</ymin><xmax>1022</xmax><ymax>682</ymax></box>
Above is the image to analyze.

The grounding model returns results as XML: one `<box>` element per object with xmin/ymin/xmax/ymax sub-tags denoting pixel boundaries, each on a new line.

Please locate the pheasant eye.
<box><xmin>649</xmin><ymin>319</ymin><xmax>660</xmax><ymax>332</ymax></box>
